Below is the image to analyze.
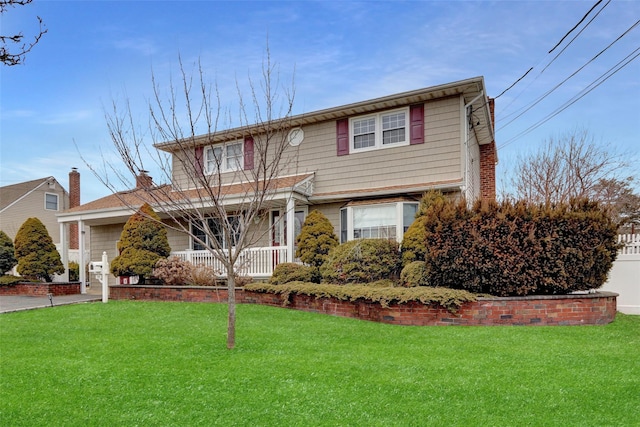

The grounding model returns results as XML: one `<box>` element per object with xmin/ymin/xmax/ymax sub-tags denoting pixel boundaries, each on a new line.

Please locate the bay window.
<box><xmin>340</xmin><ymin>201</ymin><xmax>418</xmax><ymax>243</ymax></box>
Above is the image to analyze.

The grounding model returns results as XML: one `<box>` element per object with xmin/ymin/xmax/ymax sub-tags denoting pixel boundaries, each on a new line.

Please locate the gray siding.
<box><xmin>169</xmin><ymin>96</ymin><xmax>464</xmax><ymax>197</ymax></box>
<box><xmin>0</xmin><ymin>183</ymin><xmax>68</xmax><ymax>245</ymax></box>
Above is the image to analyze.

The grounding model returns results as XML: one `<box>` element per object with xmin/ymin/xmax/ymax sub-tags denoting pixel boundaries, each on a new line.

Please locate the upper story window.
<box><xmin>205</xmin><ymin>141</ymin><xmax>243</xmax><ymax>174</ymax></box>
<box><xmin>45</xmin><ymin>193</ymin><xmax>58</xmax><ymax>211</ymax></box>
<box><xmin>350</xmin><ymin>108</ymin><xmax>409</xmax><ymax>153</ymax></box>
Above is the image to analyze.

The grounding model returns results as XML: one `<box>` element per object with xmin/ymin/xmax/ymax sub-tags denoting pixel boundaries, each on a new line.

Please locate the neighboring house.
<box><xmin>0</xmin><ymin>176</ymin><xmax>69</xmax><ymax>247</ymax></box>
<box><xmin>58</xmin><ymin>76</ymin><xmax>497</xmax><ymax>290</ymax></box>
<box><xmin>1</xmin><ymin>169</ymin><xmax>85</xmax><ymax>279</ymax></box>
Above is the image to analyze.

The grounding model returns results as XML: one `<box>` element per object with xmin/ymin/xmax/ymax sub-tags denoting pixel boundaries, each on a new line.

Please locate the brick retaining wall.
<box><xmin>0</xmin><ymin>282</ymin><xmax>81</xmax><ymax>296</ymax></box>
<box><xmin>110</xmin><ymin>285</ymin><xmax>617</xmax><ymax>326</ymax></box>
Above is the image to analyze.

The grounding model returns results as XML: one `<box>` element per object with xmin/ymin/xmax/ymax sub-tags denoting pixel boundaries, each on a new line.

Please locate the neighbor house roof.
<box><xmin>0</xmin><ymin>177</ymin><xmax>66</xmax><ymax>212</ymax></box>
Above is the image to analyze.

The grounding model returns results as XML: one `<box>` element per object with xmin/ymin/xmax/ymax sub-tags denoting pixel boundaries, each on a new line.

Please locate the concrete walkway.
<box><xmin>0</xmin><ymin>294</ymin><xmax>102</xmax><ymax>314</ymax></box>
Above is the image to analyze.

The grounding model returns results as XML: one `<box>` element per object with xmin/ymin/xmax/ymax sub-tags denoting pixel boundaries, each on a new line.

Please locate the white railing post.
<box><xmin>101</xmin><ymin>251</ymin><xmax>109</xmax><ymax>303</ymax></box>
<box><xmin>286</xmin><ymin>197</ymin><xmax>295</xmax><ymax>263</ymax></box>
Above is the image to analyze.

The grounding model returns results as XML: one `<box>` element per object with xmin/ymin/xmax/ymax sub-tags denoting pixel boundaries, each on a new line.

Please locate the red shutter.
<box><xmin>194</xmin><ymin>146</ymin><xmax>204</xmax><ymax>177</ymax></box>
<box><xmin>410</xmin><ymin>104</ymin><xmax>424</xmax><ymax>145</ymax></box>
<box><xmin>244</xmin><ymin>136</ymin><xmax>254</xmax><ymax>170</ymax></box>
<box><xmin>336</xmin><ymin>119</ymin><xmax>349</xmax><ymax>156</ymax></box>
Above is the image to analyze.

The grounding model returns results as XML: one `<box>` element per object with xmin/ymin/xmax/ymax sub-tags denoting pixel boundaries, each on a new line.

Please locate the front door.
<box><xmin>271</xmin><ymin>209</ymin><xmax>307</xmax><ymax>247</ymax></box>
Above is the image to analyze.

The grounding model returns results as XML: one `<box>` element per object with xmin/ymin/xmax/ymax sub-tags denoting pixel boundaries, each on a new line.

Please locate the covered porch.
<box><xmin>172</xmin><ymin>246</ymin><xmax>291</xmax><ymax>279</ymax></box>
<box><xmin>56</xmin><ymin>173</ymin><xmax>314</xmax><ymax>292</ymax></box>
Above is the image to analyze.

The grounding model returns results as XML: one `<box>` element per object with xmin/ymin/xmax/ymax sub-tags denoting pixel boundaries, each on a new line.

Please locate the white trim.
<box><xmin>44</xmin><ymin>192</ymin><xmax>59</xmax><ymax>211</ymax></box>
<box><xmin>349</xmin><ymin>107</ymin><xmax>410</xmax><ymax>153</ymax></box>
<box><xmin>204</xmin><ymin>140</ymin><xmax>243</xmax><ymax>174</ymax></box>
<box><xmin>340</xmin><ymin>201</ymin><xmax>419</xmax><ymax>243</ymax></box>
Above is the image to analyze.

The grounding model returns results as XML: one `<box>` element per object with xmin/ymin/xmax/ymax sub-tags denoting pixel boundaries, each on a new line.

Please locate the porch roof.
<box><xmin>309</xmin><ymin>178</ymin><xmax>464</xmax><ymax>203</ymax></box>
<box><xmin>57</xmin><ymin>173</ymin><xmax>314</xmax><ymax>226</ymax></box>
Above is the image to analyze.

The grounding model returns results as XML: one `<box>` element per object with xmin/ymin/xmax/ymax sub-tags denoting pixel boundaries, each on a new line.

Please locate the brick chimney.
<box><xmin>479</xmin><ymin>97</ymin><xmax>497</xmax><ymax>200</ymax></box>
<box><xmin>69</xmin><ymin>167</ymin><xmax>80</xmax><ymax>249</ymax></box>
<box><xmin>136</xmin><ymin>170</ymin><xmax>153</xmax><ymax>189</ymax></box>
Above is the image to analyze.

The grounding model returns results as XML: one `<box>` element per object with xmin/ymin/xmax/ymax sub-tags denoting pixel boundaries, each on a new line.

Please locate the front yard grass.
<box><xmin>0</xmin><ymin>301</ymin><xmax>638</xmax><ymax>426</ymax></box>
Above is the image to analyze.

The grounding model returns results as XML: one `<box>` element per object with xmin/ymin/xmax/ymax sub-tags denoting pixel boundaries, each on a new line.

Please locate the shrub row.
<box><xmin>245</xmin><ymin>282</ymin><xmax>478</xmax><ymax>313</ymax></box>
<box><xmin>422</xmin><ymin>197</ymin><xmax>619</xmax><ymax>296</ymax></box>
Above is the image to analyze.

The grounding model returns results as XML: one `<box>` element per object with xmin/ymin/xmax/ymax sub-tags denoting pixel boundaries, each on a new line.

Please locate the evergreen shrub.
<box><xmin>295</xmin><ymin>210</ymin><xmax>339</xmax><ymax>268</ymax></box>
<box><xmin>270</xmin><ymin>262</ymin><xmax>319</xmax><ymax>285</ymax></box>
<box><xmin>68</xmin><ymin>261</ymin><xmax>80</xmax><ymax>282</ymax></box>
<box><xmin>423</xmin><ymin>197</ymin><xmax>619</xmax><ymax>296</ymax></box>
<box><xmin>320</xmin><ymin>239</ymin><xmax>401</xmax><ymax>285</ymax></box>
<box><xmin>400</xmin><ymin>261</ymin><xmax>430</xmax><ymax>287</ymax></box>
<box><xmin>400</xmin><ymin>190</ymin><xmax>447</xmax><ymax>266</ymax></box>
<box><xmin>0</xmin><ymin>230</ymin><xmax>17</xmax><ymax>274</ymax></box>
<box><xmin>14</xmin><ymin>217</ymin><xmax>64</xmax><ymax>282</ymax></box>
<box><xmin>111</xmin><ymin>203</ymin><xmax>171</xmax><ymax>283</ymax></box>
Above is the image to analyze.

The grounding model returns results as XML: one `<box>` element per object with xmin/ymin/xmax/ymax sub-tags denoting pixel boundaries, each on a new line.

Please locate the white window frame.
<box><xmin>44</xmin><ymin>193</ymin><xmax>59</xmax><ymax>211</ymax></box>
<box><xmin>349</xmin><ymin>107</ymin><xmax>409</xmax><ymax>153</ymax></box>
<box><xmin>340</xmin><ymin>201</ymin><xmax>418</xmax><ymax>243</ymax></box>
<box><xmin>204</xmin><ymin>141</ymin><xmax>243</xmax><ymax>174</ymax></box>
<box><xmin>191</xmin><ymin>215</ymin><xmax>241</xmax><ymax>250</ymax></box>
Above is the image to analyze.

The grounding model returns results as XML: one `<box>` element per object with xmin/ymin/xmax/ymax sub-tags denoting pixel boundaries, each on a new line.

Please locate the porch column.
<box><xmin>59</xmin><ymin>223</ymin><xmax>69</xmax><ymax>281</ymax></box>
<box><xmin>78</xmin><ymin>220</ymin><xmax>86</xmax><ymax>294</ymax></box>
<box><xmin>286</xmin><ymin>196</ymin><xmax>295</xmax><ymax>262</ymax></box>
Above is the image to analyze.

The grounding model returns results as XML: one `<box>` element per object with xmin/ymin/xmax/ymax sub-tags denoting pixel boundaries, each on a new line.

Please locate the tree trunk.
<box><xmin>226</xmin><ymin>273</ymin><xmax>236</xmax><ymax>349</ymax></box>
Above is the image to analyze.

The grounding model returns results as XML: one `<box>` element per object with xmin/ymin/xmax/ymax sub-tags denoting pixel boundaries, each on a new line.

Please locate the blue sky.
<box><xmin>1</xmin><ymin>0</ymin><xmax>639</xmax><ymax>203</ymax></box>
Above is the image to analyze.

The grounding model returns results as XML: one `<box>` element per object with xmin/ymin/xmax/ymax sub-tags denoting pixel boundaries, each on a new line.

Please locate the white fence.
<box><xmin>172</xmin><ymin>246</ymin><xmax>289</xmax><ymax>278</ymax></box>
<box><xmin>601</xmin><ymin>234</ymin><xmax>640</xmax><ymax>315</ymax></box>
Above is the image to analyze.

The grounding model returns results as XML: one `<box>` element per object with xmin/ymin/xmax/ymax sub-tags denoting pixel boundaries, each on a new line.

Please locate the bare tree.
<box><xmin>89</xmin><ymin>51</ymin><xmax>297</xmax><ymax>349</ymax></box>
<box><xmin>507</xmin><ymin>128</ymin><xmax>639</xmax><ymax>229</ymax></box>
<box><xmin>1</xmin><ymin>0</ymin><xmax>47</xmax><ymax>66</ymax></box>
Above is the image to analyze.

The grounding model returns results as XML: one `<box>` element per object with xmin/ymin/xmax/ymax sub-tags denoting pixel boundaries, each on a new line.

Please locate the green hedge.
<box><xmin>269</xmin><ymin>262</ymin><xmax>320</xmax><ymax>285</ymax></box>
<box><xmin>423</xmin><ymin>197</ymin><xmax>620</xmax><ymax>296</ymax></box>
<box><xmin>320</xmin><ymin>239</ymin><xmax>401</xmax><ymax>284</ymax></box>
<box><xmin>245</xmin><ymin>282</ymin><xmax>477</xmax><ymax>313</ymax></box>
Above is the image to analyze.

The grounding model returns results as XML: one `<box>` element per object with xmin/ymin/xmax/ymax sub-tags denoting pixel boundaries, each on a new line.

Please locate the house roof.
<box><xmin>309</xmin><ymin>179</ymin><xmax>464</xmax><ymax>203</ymax></box>
<box><xmin>154</xmin><ymin>76</ymin><xmax>494</xmax><ymax>151</ymax></box>
<box><xmin>58</xmin><ymin>173</ymin><xmax>315</xmax><ymax>226</ymax></box>
<box><xmin>0</xmin><ymin>177</ymin><xmax>67</xmax><ymax>212</ymax></box>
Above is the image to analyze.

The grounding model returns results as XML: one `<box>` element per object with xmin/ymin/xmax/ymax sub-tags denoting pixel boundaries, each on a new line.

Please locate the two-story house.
<box><xmin>58</xmin><ymin>76</ymin><xmax>497</xmax><ymax>290</ymax></box>
<box><xmin>1</xmin><ymin>175</ymin><xmax>71</xmax><ymax>265</ymax></box>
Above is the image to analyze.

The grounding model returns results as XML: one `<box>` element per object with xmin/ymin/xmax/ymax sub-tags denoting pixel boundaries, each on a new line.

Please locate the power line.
<box><xmin>495</xmin><ymin>0</ymin><xmax>606</xmax><ymax>104</ymax></box>
<box><xmin>540</xmin><ymin>0</ymin><xmax>610</xmax><ymax>74</ymax></box>
<box><xmin>497</xmin><ymin>18</ymin><xmax>640</xmax><ymax>133</ymax></box>
<box><xmin>548</xmin><ymin>0</ymin><xmax>604</xmax><ymax>53</ymax></box>
<box><xmin>498</xmin><ymin>46</ymin><xmax>640</xmax><ymax>149</ymax></box>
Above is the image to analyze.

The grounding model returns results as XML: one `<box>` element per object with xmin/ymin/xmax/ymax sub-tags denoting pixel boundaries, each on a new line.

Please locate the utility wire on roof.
<box><xmin>499</xmin><ymin>46</ymin><xmax>640</xmax><ymax>149</ymax></box>
<box><xmin>498</xmin><ymin>18</ymin><xmax>640</xmax><ymax>133</ymax></box>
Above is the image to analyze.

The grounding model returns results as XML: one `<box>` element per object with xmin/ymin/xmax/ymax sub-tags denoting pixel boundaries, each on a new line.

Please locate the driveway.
<box><xmin>0</xmin><ymin>294</ymin><xmax>101</xmax><ymax>314</ymax></box>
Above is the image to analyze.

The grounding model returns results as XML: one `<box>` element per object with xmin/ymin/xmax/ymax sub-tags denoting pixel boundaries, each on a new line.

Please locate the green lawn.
<box><xmin>1</xmin><ymin>301</ymin><xmax>638</xmax><ymax>426</ymax></box>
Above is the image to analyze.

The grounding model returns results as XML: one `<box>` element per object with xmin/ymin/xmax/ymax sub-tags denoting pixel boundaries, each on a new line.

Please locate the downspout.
<box><xmin>464</xmin><ymin>90</ymin><xmax>484</xmax><ymax>201</ymax></box>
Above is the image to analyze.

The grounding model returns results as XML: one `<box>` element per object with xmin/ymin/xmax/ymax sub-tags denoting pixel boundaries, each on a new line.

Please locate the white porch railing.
<box><xmin>171</xmin><ymin>246</ymin><xmax>290</xmax><ymax>278</ymax></box>
<box><xmin>618</xmin><ymin>234</ymin><xmax>640</xmax><ymax>257</ymax></box>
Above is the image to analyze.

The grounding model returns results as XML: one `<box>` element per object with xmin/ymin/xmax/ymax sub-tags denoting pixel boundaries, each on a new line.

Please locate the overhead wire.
<box><xmin>498</xmin><ymin>46</ymin><xmax>640</xmax><ymax>149</ymax></box>
<box><xmin>497</xmin><ymin>0</ymin><xmax>610</xmax><ymax>120</ymax></box>
<box><xmin>497</xmin><ymin>18</ymin><xmax>640</xmax><ymax>133</ymax></box>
